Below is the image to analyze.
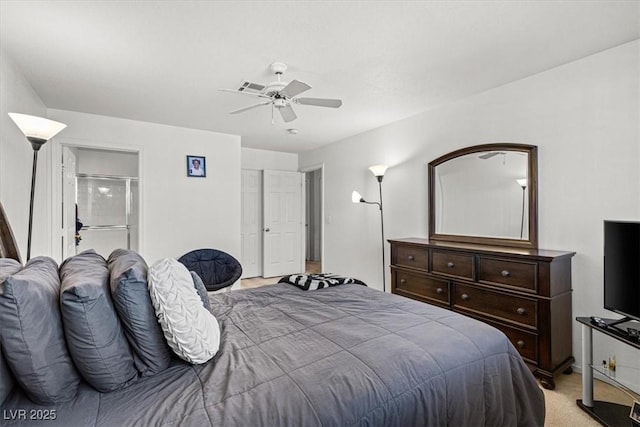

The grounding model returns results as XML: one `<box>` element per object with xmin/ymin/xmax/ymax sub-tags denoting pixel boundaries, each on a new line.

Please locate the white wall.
<box><xmin>300</xmin><ymin>40</ymin><xmax>640</xmax><ymax>392</ymax></box>
<box><xmin>76</xmin><ymin>148</ymin><xmax>139</xmax><ymax>177</ymax></box>
<box><xmin>241</xmin><ymin>147</ymin><xmax>298</xmax><ymax>171</ymax></box>
<box><xmin>47</xmin><ymin>109</ymin><xmax>242</xmax><ymax>265</ymax></box>
<box><xmin>0</xmin><ymin>49</ymin><xmax>51</xmax><ymax>260</ymax></box>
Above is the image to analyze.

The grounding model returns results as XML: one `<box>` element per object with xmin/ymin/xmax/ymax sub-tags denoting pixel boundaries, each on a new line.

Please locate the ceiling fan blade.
<box><xmin>278</xmin><ymin>104</ymin><xmax>297</xmax><ymax>122</ymax></box>
<box><xmin>295</xmin><ymin>97</ymin><xmax>342</xmax><ymax>108</ymax></box>
<box><xmin>478</xmin><ymin>152</ymin><xmax>505</xmax><ymax>159</ymax></box>
<box><xmin>229</xmin><ymin>101</ymin><xmax>272</xmax><ymax>115</ymax></box>
<box><xmin>279</xmin><ymin>79</ymin><xmax>311</xmax><ymax>98</ymax></box>
<box><xmin>219</xmin><ymin>88</ymin><xmax>271</xmax><ymax>100</ymax></box>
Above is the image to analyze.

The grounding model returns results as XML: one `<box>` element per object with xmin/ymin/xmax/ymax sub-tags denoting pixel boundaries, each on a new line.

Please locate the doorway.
<box><xmin>61</xmin><ymin>146</ymin><xmax>140</xmax><ymax>259</ymax></box>
<box><xmin>304</xmin><ymin>167</ymin><xmax>323</xmax><ymax>274</ymax></box>
<box><xmin>240</xmin><ymin>168</ymin><xmax>317</xmax><ymax>284</ymax></box>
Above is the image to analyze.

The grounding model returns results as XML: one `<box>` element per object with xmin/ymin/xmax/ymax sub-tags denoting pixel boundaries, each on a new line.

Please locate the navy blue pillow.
<box><xmin>60</xmin><ymin>250</ymin><xmax>138</xmax><ymax>392</ymax></box>
<box><xmin>108</xmin><ymin>249</ymin><xmax>171</xmax><ymax>376</ymax></box>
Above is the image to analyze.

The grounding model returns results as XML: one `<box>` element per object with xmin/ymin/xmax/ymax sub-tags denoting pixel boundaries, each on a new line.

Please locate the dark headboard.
<box><xmin>0</xmin><ymin>202</ymin><xmax>22</xmax><ymax>262</ymax></box>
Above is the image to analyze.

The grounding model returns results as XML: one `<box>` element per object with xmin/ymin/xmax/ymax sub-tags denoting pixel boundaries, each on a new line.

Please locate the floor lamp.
<box><xmin>516</xmin><ymin>178</ymin><xmax>527</xmax><ymax>239</ymax></box>
<box><xmin>8</xmin><ymin>113</ymin><xmax>67</xmax><ymax>261</ymax></box>
<box><xmin>352</xmin><ymin>164</ymin><xmax>388</xmax><ymax>292</ymax></box>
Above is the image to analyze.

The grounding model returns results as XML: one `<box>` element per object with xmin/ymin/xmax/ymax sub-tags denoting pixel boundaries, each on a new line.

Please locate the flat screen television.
<box><xmin>604</xmin><ymin>220</ymin><xmax>640</xmax><ymax>323</ymax></box>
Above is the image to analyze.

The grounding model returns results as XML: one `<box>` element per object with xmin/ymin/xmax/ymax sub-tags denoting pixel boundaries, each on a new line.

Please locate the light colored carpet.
<box><xmin>544</xmin><ymin>372</ymin><xmax>638</xmax><ymax>426</ymax></box>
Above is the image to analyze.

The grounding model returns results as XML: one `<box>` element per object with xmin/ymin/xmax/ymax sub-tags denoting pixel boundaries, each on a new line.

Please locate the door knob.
<box><xmin>264</xmin><ymin>228</ymin><xmax>270</xmax><ymax>232</ymax></box>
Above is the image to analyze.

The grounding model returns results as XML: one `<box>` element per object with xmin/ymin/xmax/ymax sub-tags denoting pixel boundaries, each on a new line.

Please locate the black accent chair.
<box><xmin>178</xmin><ymin>249</ymin><xmax>243</xmax><ymax>292</ymax></box>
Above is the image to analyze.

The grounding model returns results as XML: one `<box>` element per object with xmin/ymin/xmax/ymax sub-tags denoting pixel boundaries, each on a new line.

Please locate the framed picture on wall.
<box><xmin>187</xmin><ymin>155</ymin><xmax>206</xmax><ymax>177</ymax></box>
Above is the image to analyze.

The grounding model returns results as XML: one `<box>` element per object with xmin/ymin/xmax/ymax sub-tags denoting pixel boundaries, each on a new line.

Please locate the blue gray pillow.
<box><xmin>60</xmin><ymin>250</ymin><xmax>138</xmax><ymax>392</ymax></box>
<box><xmin>108</xmin><ymin>249</ymin><xmax>171</xmax><ymax>376</ymax></box>
<box><xmin>0</xmin><ymin>257</ymin><xmax>80</xmax><ymax>404</ymax></box>
<box><xmin>191</xmin><ymin>271</ymin><xmax>211</xmax><ymax>311</ymax></box>
<box><xmin>0</xmin><ymin>348</ymin><xmax>14</xmax><ymax>405</ymax></box>
<box><xmin>0</xmin><ymin>259</ymin><xmax>21</xmax><ymax>405</ymax></box>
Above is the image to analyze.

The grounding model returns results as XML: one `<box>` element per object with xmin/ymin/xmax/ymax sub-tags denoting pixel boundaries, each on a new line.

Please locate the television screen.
<box><xmin>604</xmin><ymin>221</ymin><xmax>640</xmax><ymax>322</ymax></box>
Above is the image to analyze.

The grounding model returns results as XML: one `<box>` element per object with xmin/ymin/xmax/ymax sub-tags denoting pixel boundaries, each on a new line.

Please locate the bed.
<box><xmin>0</xmin><ymin>203</ymin><xmax>544</xmax><ymax>426</ymax></box>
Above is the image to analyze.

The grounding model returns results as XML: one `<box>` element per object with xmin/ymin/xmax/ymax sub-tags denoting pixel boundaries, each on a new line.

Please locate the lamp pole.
<box><xmin>520</xmin><ymin>185</ymin><xmax>526</xmax><ymax>239</ymax></box>
<box><xmin>8</xmin><ymin>113</ymin><xmax>67</xmax><ymax>261</ymax></box>
<box><xmin>376</xmin><ymin>175</ymin><xmax>386</xmax><ymax>292</ymax></box>
<box><xmin>353</xmin><ymin>165</ymin><xmax>388</xmax><ymax>292</ymax></box>
<box><xmin>516</xmin><ymin>178</ymin><xmax>527</xmax><ymax>240</ymax></box>
<box><xmin>26</xmin><ymin>138</ymin><xmax>47</xmax><ymax>261</ymax></box>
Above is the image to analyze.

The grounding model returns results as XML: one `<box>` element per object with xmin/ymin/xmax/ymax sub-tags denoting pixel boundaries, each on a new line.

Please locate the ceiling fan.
<box><xmin>220</xmin><ymin>62</ymin><xmax>342</xmax><ymax>123</ymax></box>
<box><xmin>478</xmin><ymin>151</ymin><xmax>506</xmax><ymax>159</ymax></box>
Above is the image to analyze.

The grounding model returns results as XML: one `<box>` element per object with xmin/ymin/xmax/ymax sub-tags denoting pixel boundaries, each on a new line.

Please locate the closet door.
<box><xmin>262</xmin><ymin>170</ymin><xmax>303</xmax><ymax>278</ymax></box>
<box><xmin>241</xmin><ymin>169</ymin><xmax>262</xmax><ymax>278</ymax></box>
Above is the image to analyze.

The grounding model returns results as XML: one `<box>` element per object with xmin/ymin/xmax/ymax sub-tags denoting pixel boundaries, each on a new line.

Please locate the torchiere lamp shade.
<box><xmin>8</xmin><ymin>113</ymin><xmax>67</xmax><ymax>147</ymax></box>
<box><xmin>368</xmin><ymin>164</ymin><xmax>388</xmax><ymax>179</ymax></box>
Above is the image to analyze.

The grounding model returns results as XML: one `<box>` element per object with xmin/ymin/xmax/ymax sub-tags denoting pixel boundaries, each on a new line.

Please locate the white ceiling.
<box><xmin>1</xmin><ymin>1</ymin><xmax>638</xmax><ymax>153</ymax></box>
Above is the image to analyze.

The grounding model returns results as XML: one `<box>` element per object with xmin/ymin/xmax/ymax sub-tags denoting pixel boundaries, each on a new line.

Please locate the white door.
<box><xmin>61</xmin><ymin>146</ymin><xmax>77</xmax><ymax>259</ymax></box>
<box><xmin>263</xmin><ymin>170</ymin><xmax>303</xmax><ymax>277</ymax></box>
<box><xmin>241</xmin><ymin>169</ymin><xmax>262</xmax><ymax>278</ymax></box>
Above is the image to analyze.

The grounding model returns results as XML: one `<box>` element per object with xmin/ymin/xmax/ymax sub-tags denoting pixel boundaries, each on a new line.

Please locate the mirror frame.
<box><xmin>428</xmin><ymin>143</ymin><xmax>538</xmax><ymax>249</ymax></box>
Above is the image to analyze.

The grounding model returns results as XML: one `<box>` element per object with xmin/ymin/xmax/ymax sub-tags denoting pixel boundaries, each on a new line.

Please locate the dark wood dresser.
<box><xmin>389</xmin><ymin>237</ymin><xmax>575</xmax><ymax>390</ymax></box>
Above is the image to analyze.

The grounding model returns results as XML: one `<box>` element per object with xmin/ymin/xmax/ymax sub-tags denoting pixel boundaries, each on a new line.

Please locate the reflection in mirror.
<box><xmin>428</xmin><ymin>143</ymin><xmax>538</xmax><ymax>248</ymax></box>
<box><xmin>434</xmin><ymin>151</ymin><xmax>528</xmax><ymax>240</ymax></box>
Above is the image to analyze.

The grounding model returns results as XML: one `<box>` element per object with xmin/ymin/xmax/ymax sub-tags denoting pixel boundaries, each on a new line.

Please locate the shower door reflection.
<box><xmin>76</xmin><ymin>175</ymin><xmax>138</xmax><ymax>258</ymax></box>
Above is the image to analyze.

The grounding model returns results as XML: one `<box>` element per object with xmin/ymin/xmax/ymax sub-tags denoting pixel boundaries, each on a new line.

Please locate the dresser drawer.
<box><xmin>394</xmin><ymin>245</ymin><xmax>428</xmax><ymax>270</ymax></box>
<box><xmin>454</xmin><ymin>283</ymin><xmax>537</xmax><ymax>328</ymax></box>
<box><xmin>478</xmin><ymin>257</ymin><xmax>537</xmax><ymax>292</ymax></box>
<box><xmin>392</xmin><ymin>270</ymin><xmax>449</xmax><ymax>305</ymax></box>
<box><xmin>488</xmin><ymin>320</ymin><xmax>538</xmax><ymax>363</ymax></box>
<box><xmin>431</xmin><ymin>250</ymin><xmax>474</xmax><ymax>280</ymax></box>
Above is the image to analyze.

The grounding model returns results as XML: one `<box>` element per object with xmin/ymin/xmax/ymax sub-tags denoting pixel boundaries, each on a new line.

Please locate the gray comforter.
<box><xmin>1</xmin><ymin>283</ymin><xmax>544</xmax><ymax>426</ymax></box>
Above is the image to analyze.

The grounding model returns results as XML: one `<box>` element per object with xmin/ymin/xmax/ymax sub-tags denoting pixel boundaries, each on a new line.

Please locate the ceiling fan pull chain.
<box><xmin>271</xmin><ymin>104</ymin><xmax>275</xmax><ymax>125</ymax></box>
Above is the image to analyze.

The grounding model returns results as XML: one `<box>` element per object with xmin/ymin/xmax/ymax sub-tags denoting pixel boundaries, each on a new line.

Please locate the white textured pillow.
<box><xmin>148</xmin><ymin>258</ymin><xmax>220</xmax><ymax>364</ymax></box>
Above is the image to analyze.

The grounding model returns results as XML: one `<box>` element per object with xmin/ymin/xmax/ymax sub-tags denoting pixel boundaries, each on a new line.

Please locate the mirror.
<box><xmin>428</xmin><ymin>143</ymin><xmax>538</xmax><ymax>248</ymax></box>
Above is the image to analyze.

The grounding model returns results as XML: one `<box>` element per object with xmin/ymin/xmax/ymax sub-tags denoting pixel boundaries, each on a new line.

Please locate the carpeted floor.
<box><xmin>544</xmin><ymin>371</ymin><xmax>639</xmax><ymax>426</ymax></box>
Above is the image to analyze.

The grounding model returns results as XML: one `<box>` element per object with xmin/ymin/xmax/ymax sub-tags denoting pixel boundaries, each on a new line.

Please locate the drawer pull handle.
<box><xmin>517</xmin><ymin>307</ymin><xmax>526</xmax><ymax>315</ymax></box>
<box><xmin>447</xmin><ymin>261</ymin><xmax>455</xmax><ymax>268</ymax></box>
<box><xmin>400</xmin><ymin>278</ymin><xmax>407</xmax><ymax>284</ymax></box>
<box><xmin>516</xmin><ymin>340</ymin><xmax>525</xmax><ymax>348</ymax></box>
<box><xmin>461</xmin><ymin>293</ymin><xmax>470</xmax><ymax>301</ymax></box>
<box><xmin>501</xmin><ymin>270</ymin><xmax>511</xmax><ymax>277</ymax></box>
<box><xmin>436</xmin><ymin>287</ymin><xmax>444</xmax><ymax>294</ymax></box>
<box><xmin>408</xmin><ymin>255</ymin><xmax>415</xmax><ymax>261</ymax></box>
